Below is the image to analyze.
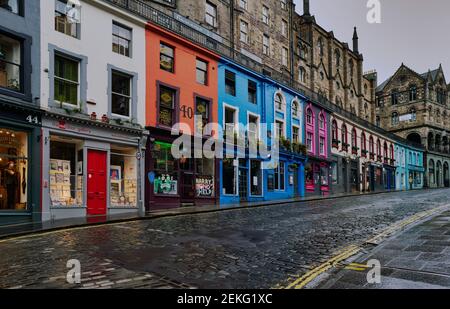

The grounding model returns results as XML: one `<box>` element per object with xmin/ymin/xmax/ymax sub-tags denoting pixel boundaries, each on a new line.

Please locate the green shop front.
<box><xmin>145</xmin><ymin>129</ymin><xmax>218</xmax><ymax>210</ymax></box>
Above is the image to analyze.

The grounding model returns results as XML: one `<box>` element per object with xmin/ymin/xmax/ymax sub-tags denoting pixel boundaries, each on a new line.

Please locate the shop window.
<box><xmin>0</xmin><ymin>33</ymin><xmax>22</xmax><ymax>93</ymax></box>
<box><xmin>55</xmin><ymin>0</ymin><xmax>80</xmax><ymax>38</ymax></box>
<box><xmin>305</xmin><ymin>163</ymin><xmax>313</xmax><ymax>187</ymax></box>
<box><xmin>158</xmin><ymin>85</ymin><xmax>177</xmax><ymax>127</ymax></box>
<box><xmin>196</xmin><ymin>58</ymin><xmax>208</xmax><ymax>85</ymax></box>
<box><xmin>160</xmin><ymin>43</ymin><xmax>174</xmax><ymax>73</ymax></box>
<box><xmin>195</xmin><ymin>96</ymin><xmax>210</xmax><ymax>135</ymax></box>
<box><xmin>321</xmin><ymin>165</ymin><xmax>329</xmax><ymax>186</ymax></box>
<box><xmin>153</xmin><ymin>141</ymin><xmax>177</xmax><ymax>195</ymax></box>
<box><xmin>110</xmin><ymin>148</ymin><xmax>137</xmax><ymax>207</ymax></box>
<box><xmin>54</xmin><ymin>53</ymin><xmax>79</xmax><ymax>106</ymax></box>
<box><xmin>0</xmin><ymin>128</ymin><xmax>28</xmax><ymax>211</ymax></box>
<box><xmin>196</xmin><ymin>158</ymin><xmax>215</xmax><ymax>197</ymax></box>
<box><xmin>49</xmin><ymin>139</ymin><xmax>83</xmax><ymax>207</ymax></box>
<box><xmin>111</xmin><ymin>70</ymin><xmax>132</xmax><ymax>118</ymax></box>
<box><xmin>112</xmin><ymin>22</ymin><xmax>132</xmax><ymax>57</ymax></box>
<box><xmin>274</xmin><ymin>162</ymin><xmax>285</xmax><ymax>190</ymax></box>
<box><xmin>250</xmin><ymin>160</ymin><xmax>262</xmax><ymax>196</ymax></box>
<box><xmin>222</xmin><ymin>159</ymin><xmax>236</xmax><ymax>195</ymax></box>
<box><xmin>331</xmin><ymin>162</ymin><xmax>338</xmax><ymax>185</ymax></box>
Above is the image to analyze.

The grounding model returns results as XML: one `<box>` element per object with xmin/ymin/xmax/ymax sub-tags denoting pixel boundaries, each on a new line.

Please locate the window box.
<box><xmin>332</xmin><ymin>139</ymin><xmax>340</xmax><ymax>148</ymax></box>
<box><xmin>377</xmin><ymin>155</ymin><xmax>383</xmax><ymax>162</ymax></box>
<box><xmin>352</xmin><ymin>146</ymin><xmax>359</xmax><ymax>155</ymax></box>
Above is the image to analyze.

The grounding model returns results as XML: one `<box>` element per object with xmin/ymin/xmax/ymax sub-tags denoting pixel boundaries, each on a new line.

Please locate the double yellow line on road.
<box><xmin>278</xmin><ymin>204</ymin><xmax>450</xmax><ymax>289</ymax></box>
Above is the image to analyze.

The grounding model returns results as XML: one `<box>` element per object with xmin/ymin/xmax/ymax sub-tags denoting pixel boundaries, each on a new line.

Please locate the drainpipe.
<box><xmin>289</xmin><ymin>0</ymin><xmax>295</xmax><ymax>84</ymax></box>
<box><xmin>230</xmin><ymin>0</ymin><xmax>235</xmax><ymax>59</ymax></box>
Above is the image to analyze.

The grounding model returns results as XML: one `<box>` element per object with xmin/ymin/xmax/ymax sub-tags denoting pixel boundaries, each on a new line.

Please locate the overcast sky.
<box><xmin>293</xmin><ymin>0</ymin><xmax>450</xmax><ymax>84</ymax></box>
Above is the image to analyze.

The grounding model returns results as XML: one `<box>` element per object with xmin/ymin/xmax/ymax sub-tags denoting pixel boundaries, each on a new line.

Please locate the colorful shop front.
<box><xmin>145</xmin><ymin>22</ymin><xmax>219</xmax><ymax>210</ymax></box>
<box><xmin>218</xmin><ymin>59</ymin><xmax>268</xmax><ymax>204</ymax></box>
<box><xmin>0</xmin><ymin>100</ymin><xmax>42</xmax><ymax>225</ymax></box>
<box><xmin>41</xmin><ymin>113</ymin><xmax>147</xmax><ymax>221</ymax></box>
<box><xmin>262</xmin><ymin>81</ymin><xmax>308</xmax><ymax>202</ymax></box>
<box><xmin>304</xmin><ymin>102</ymin><xmax>332</xmax><ymax>196</ymax></box>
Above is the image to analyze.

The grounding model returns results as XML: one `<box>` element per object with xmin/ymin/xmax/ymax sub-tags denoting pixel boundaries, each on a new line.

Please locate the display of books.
<box><xmin>50</xmin><ymin>159</ymin><xmax>79</xmax><ymax>206</ymax></box>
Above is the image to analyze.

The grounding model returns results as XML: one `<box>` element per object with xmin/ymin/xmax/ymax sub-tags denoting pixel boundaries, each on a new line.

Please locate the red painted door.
<box><xmin>87</xmin><ymin>150</ymin><xmax>107</xmax><ymax>216</ymax></box>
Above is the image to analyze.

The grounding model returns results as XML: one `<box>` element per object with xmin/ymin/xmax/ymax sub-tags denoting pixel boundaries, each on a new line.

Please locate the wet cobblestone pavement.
<box><xmin>1</xmin><ymin>189</ymin><xmax>450</xmax><ymax>289</ymax></box>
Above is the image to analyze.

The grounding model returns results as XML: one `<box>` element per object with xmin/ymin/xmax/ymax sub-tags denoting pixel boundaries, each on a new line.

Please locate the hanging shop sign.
<box><xmin>196</xmin><ymin>176</ymin><xmax>214</xmax><ymax>197</ymax></box>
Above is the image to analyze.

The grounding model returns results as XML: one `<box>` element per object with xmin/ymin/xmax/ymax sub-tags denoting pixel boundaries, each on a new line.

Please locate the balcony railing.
<box><xmin>103</xmin><ymin>0</ymin><xmax>424</xmax><ymax>152</ymax></box>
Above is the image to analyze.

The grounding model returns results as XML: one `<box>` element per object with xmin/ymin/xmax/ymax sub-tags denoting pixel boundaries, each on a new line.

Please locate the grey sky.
<box><xmin>293</xmin><ymin>0</ymin><xmax>450</xmax><ymax>84</ymax></box>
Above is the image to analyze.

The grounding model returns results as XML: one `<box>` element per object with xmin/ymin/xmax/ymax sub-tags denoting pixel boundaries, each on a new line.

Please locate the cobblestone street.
<box><xmin>1</xmin><ymin>189</ymin><xmax>450</xmax><ymax>289</ymax></box>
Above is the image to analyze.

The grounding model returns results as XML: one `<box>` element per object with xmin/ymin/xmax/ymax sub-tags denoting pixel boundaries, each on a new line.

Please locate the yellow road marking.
<box><xmin>278</xmin><ymin>203</ymin><xmax>450</xmax><ymax>289</ymax></box>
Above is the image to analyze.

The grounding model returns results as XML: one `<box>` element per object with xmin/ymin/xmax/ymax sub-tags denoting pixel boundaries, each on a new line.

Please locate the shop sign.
<box><xmin>196</xmin><ymin>176</ymin><xmax>214</xmax><ymax>197</ymax></box>
<box><xmin>154</xmin><ymin>174</ymin><xmax>177</xmax><ymax>195</ymax></box>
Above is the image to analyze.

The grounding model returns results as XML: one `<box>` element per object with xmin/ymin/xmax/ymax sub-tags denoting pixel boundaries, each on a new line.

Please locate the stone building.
<box><xmin>144</xmin><ymin>0</ymin><xmax>295</xmax><ymax>78</ymax></box>
<box><xmin>375</xmin><ymin>63</ymin><xmax>450</xmax><ymax>188</ymax></box>
<box><xmin>293</xmin><ymin>0</ymin><xmax>376</xmax><ymax>123</ymax></box>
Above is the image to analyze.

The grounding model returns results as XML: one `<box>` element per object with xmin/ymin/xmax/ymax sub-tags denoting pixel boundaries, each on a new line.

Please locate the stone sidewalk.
<box><xmin>316</xmin><ymin>210</ymin><xmax>450</xmax><ymax>289</ymax></box>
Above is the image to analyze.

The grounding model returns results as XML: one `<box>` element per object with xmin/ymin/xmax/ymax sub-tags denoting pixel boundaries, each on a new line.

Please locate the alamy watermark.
<box><xmin>367</xmin><ymin>0</ymin><xmax>382</xmax><ymax>24</ymax></box>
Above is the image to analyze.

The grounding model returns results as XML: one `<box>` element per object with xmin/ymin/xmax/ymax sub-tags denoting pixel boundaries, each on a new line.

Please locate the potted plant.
<box><xmin>101</xmin><ymin>114</ymin><xmax>109</xmax><ymax>123</ymax></box>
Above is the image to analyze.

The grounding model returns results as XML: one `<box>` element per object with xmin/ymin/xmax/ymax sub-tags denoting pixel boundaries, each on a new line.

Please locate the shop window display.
<box><xmin>49</xmin><ymin>139</ymin><xmax>83</xmax><ymax>207</ymax></box>
<box><xmin>153</xmin><ymin>141</ymin><xmax>178</xmax><ymax>195</ymax></box>
<box><xmin>195</xmin><ymin>157</ymin><xmax>214</xmax><ymax>197</ymax></box>
<box><xmin>0</xmin><ymin>128</ymin><xmax>28</xmax><ymax>211</ymax></box>
<box><xmin>110</xmin><ymin>147</ymin><xmax>137</xmax><ymax>207</ymax></box>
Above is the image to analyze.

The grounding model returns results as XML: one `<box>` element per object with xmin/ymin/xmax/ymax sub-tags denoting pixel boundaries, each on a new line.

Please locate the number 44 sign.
<box><xmin>26</xmin><ymin>115</ymin><xmax>40</xmax><ymax>124</ymax></box>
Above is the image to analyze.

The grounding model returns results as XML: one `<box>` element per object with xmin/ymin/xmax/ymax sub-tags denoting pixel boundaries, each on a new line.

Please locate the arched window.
<box><xmin>377</xmin><ymin>139</ymin><xmax>381</xmax><ymax>157</ymax></box>
<box><xmin>299</xmin><ymin>67</ymin><xmax>306</xmax><ymax>83</ymax></box>
<box><xmin>409</xmin><ymin>85</ymin><xmax>417</xmax><ymax>101</ymax></box>
<box><xmin>332</xmin><ymin>120</ymin><xmax>338</xmax><ymax>141</ymax></box>
<box><xmin>306</xmin><ymin>107</ymin><xmax>313</xmax><ymax>125</ymax></box>
<box><xmin>292</xmin><ymin>100</ymin><xmax>300</xmax><ymax>118</ymax></box>
<box><xmin>349</xmin><ymin>59</ymin><xmax>354</xmax><ymax>76</ymax></box>
<box><xmin>341</xmin><ymin>124</ymin><xmax>348</xmax><ymax>150</ymax></box>
<box><xmin>319</xmin><ymin>113</ymin><xmax>325</xmax><ymax>130</ymax></box>
<box><xmin>391</xmin><ymin>112</ymin><xmax>399</xmax><ymax>126</ymax></box>
<box><xmin>384</xmin><ymin>142</ymin><xmax>388</xmax><ymax>159</ymax></box>
<box><xmin>429</xmin><ymin>159</ymin><xmax>435</xmax><ymax>184</ymax></box>
<box><xmin>275</xmin><ymin>93</ymin><xmax>284</xmax><ymax>111</ymax></box>
<box><xmin>410</xmin><ymin>108</ymin><xmax>416</xmax><ymax>122</ymax></box>
<box><xmin>361</xmin><ymin>132</ymin><xmax>367</xmax><ymax>155</ymax></box>
<box><xmin>391</xmin><ymin>89</ymin><xmax>399</xmax><ymax>105</ymax></box>
<box><xmin>351</xmin><ymin>128</ymin><xmax>357</xmax><ymax>154</ymax></box>
<box><xmin>318</xmin><ymin>37</ymin><xmax>324</xmax><ymax>56</ymax></box>
<box><xmin>369</xmin><ymin>136</ymin><xmax>374</xmax><ymax>155</ymax></box>
<box><xmin>335</xmin><ymin>49</ymin><xmax>340</xmax><ymax>66</ymax></box>
<box><xmin>390</xmin><ymin>144</ymin><xmax>394</xmax><ymax>161</ymax></box>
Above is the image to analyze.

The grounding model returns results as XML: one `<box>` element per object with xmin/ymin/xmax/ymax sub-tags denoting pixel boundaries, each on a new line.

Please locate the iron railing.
<box><xmin>103</xmin><ymin>0</ymin><xmax>424</xmax><ymax>151</ymax></box>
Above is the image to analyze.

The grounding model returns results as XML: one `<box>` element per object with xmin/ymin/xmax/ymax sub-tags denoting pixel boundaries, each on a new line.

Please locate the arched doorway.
<box><xmin>436</xmin><ymin>161</ymin><xmax>442</xmax><ymax>187</ymax></box>
<box><xmin>429</xmin><ymin>159</ymin><xmax>435</xmax><ymax>187</ymax></box>
<box><xmin>444</xmin><ymin>162</ymin><xmax>450</xmax><ymax>187</ymax></box>
<box><xmin>428</xmin><ymin>132</ymin><xmax>434</xmax><ymax>150</ymax></box>
<box><xmin>407</xmin><ymin>132</ymin><xmax>422</xmax><ymax>145</ymax></box>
